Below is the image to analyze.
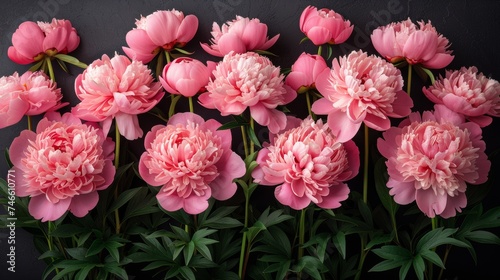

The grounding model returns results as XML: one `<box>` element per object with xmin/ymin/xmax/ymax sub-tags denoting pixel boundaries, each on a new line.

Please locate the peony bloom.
<box><xmin>312</xmin><ymin>50</ymin><xmax>413</xmax><ymax>142</ymax></box>
<box><xmin>198</xmin><ymin>51</ymin><xmax>296</xmax><ymax>134</ymax></box>
<box><xmin>252</xmin><ymin>116</ymin><xmax>359</xmax><ymax>210</ymax></box>
<box><xmin>123</xmin><ymin>9</ymin><xmax>198</xmax><ymax>63</ymax></box>
<box><xmin>200</xmin><ymin>15</ymin><xmax>279</xmax><ymax>57</ymax></box>
<box><xmin>371</xmin><ymin>18</ymin><xmax>454</xmax><ymax>69</ymax></box>
<box><xmin>285</xmin><ymin>52</ymin><xmax>328</xmax><ymax>93</ymax></box>
<box><xmin>139</xmin><ymin>112</ymin><xmax>246</xmax><ymax>214</ymax></box>
<box><xmin>9</xmin><ymin>112</ymin><xmax>115</xmax><ymax>222</ymax></box>
<box><xmin>72</xmin><ymin>53</ymin><xmax>164</xmax><ymax>140</ymax></box>
<box><xmin>160</xmin><ymin>57</ymin><xmax>213</xmax><ymax>97</ymax></box>
<box><xmin>423</xmin><ymin>66</ymin><xmax>500</xmax><ymax>127</ymax></box>
<box><xmin>8</xmin><ymin>18</ymin><xmax>80</xmax><ymax>65</ymax></box>
<box><xmin>299</xmin><ymin>5</ymin><xmax>353</xmax><ymax>46</ymax></box>
<box><xmin>377</xmin><ymin>105</ymin><xmax>491</xmax><ymax>218</ymax></box>
<box><xmin>0</xmin><ymin>71</ymin><xmax>65</xmax><ymax>129</ymax></box>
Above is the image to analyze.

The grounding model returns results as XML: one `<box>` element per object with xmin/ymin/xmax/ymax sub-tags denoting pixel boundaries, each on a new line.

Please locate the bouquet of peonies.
<box><xmin>1</xmin><ymin>4</ymin><xmax>499</xmax><ymax>280</ymax></box>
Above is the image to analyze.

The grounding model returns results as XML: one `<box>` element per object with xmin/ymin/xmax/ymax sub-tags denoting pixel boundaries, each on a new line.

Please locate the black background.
<box><xmin>1</xmin><ymin>0</ymin><xmax>499</xmax><ymax>278</ymax></box>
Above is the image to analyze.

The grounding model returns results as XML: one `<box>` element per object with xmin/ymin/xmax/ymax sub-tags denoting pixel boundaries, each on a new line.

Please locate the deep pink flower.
<box><xmin>285</xmin><ymin>52</ymin><xmax>328</xmax><ymax>93</ymax></box>
<box><xmin>312</xmin><ymin>50</ymin><xmax>413</xmax><ymax>142</ymax></box>
<box><xmin>8</xmin><ymin>19</ymin><xmax>80</xmax><ymax>65</ymax></box>
<box><xmin>252</xmin><ymin>116</ymin><xmax>359</xmax><ymax>210</ymax></box>
<box><xmin>123</xmin><ymin>9</ymin><xmax>198</xmax><ymax>63</ymax></box>
<box><xmin>423</xmin><ymin>66</ymin><xmax>500</xmax><ymax>127</ymax></box>
<box><xmin>200</xmin><ymin>15</ymin><xmax>279</xmax><ymax>57</ymax></box>
<box><xmin>377</xmin><ymin>105</ymin><xmax>491</xmax><ymax>218</ymax></box>
<box><xmin>0</xmin><ymin>71</ymin><xmax>65</xmax><ymax>129</ymax></box>
<box><xmin>160</xmin><ymin>57</ymin><xmax>212</xmax><ymax>97</ymax></box>
<box><xmin>139</xmin><ymin>112</ymin><xmax>246</xmax><ymax>214</ymax></box>
<box><xmin>198</xmin><ymin>52</ymin><xmax>296</xmax><ymax>134</ymax></box>
<box><xmin>299</xmin><ymin>5</ymin><xmax>353</xmax><ymax>46</ymax></box>
<box><xmin>371</xmin><ymin>18</ymin><xmax>454</xmax><ymax>69</ymax></box>
<box><xmin>72</xmin><ymin>53</ymin><xmax>164</xmax><ymax>140</ymax></box>
<box><xmin>9</xmin><ymin>112</ymin><xmax>115</xmax><ymax>222</ymax></box>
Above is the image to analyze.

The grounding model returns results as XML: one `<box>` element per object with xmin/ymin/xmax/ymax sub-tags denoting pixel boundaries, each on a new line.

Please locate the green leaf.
<box><xmin>374</xmin><ymin>158</ymin><xmax>399</xmax><ymax>217</ymax></box>
<box><xmin>327</xmin><ymin>45</ymin><xmax>333</xmax><ymax>60</ymax></box>
<box><xmin>412</xmin><ymin>254</ymin><xmax>425</xmax><ymax>280</ymax></box>
<box><xmin>372</xmin><ymin>245</ymin><xmax>412</xmax><ymax>261</ymax></box>
<box><xmin>419</xmin><ymin>67</ymin><xmax>436</xmax><ymax>85</ymax></box>
<box><xmin>54</xmin><ymin>54</ymin><xmax>87</xmax><ymax>68</ymax></box>
<box><xmin>463</xmin><ymin>230</ymin><xmax>500</xmax><ymax>245</ymax></box>
<box><xmin>174</xmin><ymin>48</ymin><xmax>194</xmax><ymax>55</ymax></box>
<box><xmin>299</xmin><ymin>36</ymin><xmax>310</xmax><ymax>44</ymax></box>
<box><xmin>74</xmin><ymin>265</ymin><xmax>95</xmax><ymax>280</ymax></box>
<box><xmin>369</xmin><ymin>259</ymin><xmax>405</xmax><ymax>272</ymax></box>
<box><xmin>179</xmin><ymin>266</ymin><xmax>196</xmax><ymax>280</ymax></box>
<box><xmin>420</xmin><ymin>250</ymin><xmax>445</xmax><ymax>269</ymax></box>
<box><xmin>255</xmin><ymin>49</ymin><xmax>278</xmax><ymax>57</ymax></box>
<box><xmin>66</xmin><ymin>248</ymin><xmax>89</xmax><ymax>261</ymax></box>
<box><xmin>49</xmin><ymin>224</ymin><xmax>86</xmax><ymax>238</ymax></box>
<box><xmin>56</xmin><ymin>58</ymin><xmax>70</xmax><ymax>74</ymax></box>
<box><xmin>217</xmin><ymin>120</ymin><xmax>245</xmax><ymax>131</ymax></box>
<box><xmin>107</xmin><ymin>185</ymin><xmax>141</xmax><ymax>216</ymax></box>
<box><xmin>416</xmin><ymin>228</ymin><xmax>469</xmax><ymax>252</ymax></box>
<box><xmin>28</xmin><ymin>59</ymin><xmax>45</xmax><ymax>72</ymax></box>
<box><xmin>331</xmin><ymin>231</ymin><xmax>346</xmax><ymax>259</ymax></box>
<box><xmin>366</xmin><ymin>232</ymin><xmax>394</xmax><ymax>250</ymax></box>
<box><xmin>184</xmin><ymin>240</ymin><xmax>195</xmax><ymax>265</ymax></box>
<box><xmin>247</xmin><ymin>124</ymin><xmax>262</xmax><ymax>148</ymax></box>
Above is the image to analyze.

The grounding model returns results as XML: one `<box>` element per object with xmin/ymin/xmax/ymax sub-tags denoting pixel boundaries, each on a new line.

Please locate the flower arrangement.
<box><xmin>1</xmin><ymin>3</ymin><xmax>499</xmax><ymax>280</ymax></box>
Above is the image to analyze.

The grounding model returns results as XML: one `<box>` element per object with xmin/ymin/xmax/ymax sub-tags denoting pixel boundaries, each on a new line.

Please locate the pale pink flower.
<box><xmin>0</xmin><ymin>71</ymin><xmax>65</xmax><ymax>129</ymax></box>
<box><xmin>72</xmin><ymin>53</ymin><xmax>164</xmax><ymax>140</ymax></box>
<box><xmin>423</xmin><ymin>66</ymin><xmax>500</xmax><ymax>127</ymax></box>
<box><xmin>252</xmin><ymin>116</ymin><xmax>359</xmax><ymax>210</ymax></box>
<box><xmin>123</xmin><ymin>9</ymin><xmax>198</xmax><ymax>63</ymax></box>
<box><xmin>371</xmin><ymin>18</ymin><xmax>454</xmax><ymax>69</ymax></box>
<box><xmin>198</xmin><ymin>52</ymin><xmax>296</xmax><ymax>134</ymax></box>
<box><xmin>8</xmin><ymin>18</ymin><xmax>80</xmax><ymax>65</ymax></box>
<box><xmin>9</xmin><ymin>112</ymin><xmax>115</xmax><ymax>222</ymax></box>
<box><xmin>377</xmin><ymin>105</ymin><xmax>491</xmax><ymax>218</ymax></box>
<box><xmin>312</xmin><ymin>50</ymin><xmax>413</xmax><ymax>142</ymax></box>
<box><xmin>139</xmin><ymin>112</ymin><xmax>246</xmax><ymax>214</ymax></box>
<box><xmin>160</xmin><ymin>57</ymin><xmax>213</xmax><ymax>97</ymax></box>
<box><xmin>200</xmin><ymin>15</ymin><xmax>279</xmax><ymax>57</ymax></box>
<box><xmin>299</xmin><ymin>5</ymin><xmax>353</xmax><ymax>46</ymax></box>
<box><xmin>285</xmin><ymin>52</ymin><xmax>328</xmax><ymax>93</ymax></box>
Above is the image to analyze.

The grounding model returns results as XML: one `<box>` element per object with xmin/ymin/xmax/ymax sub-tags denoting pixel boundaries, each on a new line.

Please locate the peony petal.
<box><xmin>156</xmin><ymin>191</ymin><xmax>183</xmax><ymax>212</ymax></box>
<box><xmin>421</xmin><ymin>53</ymin><xmax>454</xmax><ymax>69</ymax></box>
<box><xmin>115</xmin><ymin>113</ymin><xmax>143</xmax><ymax>140</ymax></box>
<box><xmin>29</xmin><ymin>195</ymin><xmax>71</xmax><ymax>222</ymax></box>
<box><xmin>326</xmin><ymin>110</ymin><xmax>361</xmax><ymax>143</ymax></box>
<box><xmin>316</xmin><ymin>183</ymin><xmax>350</xmax><ymax>209</ymax></box>
<box><xmin>305</xmin><ymin>26</ymin><xmax>331</xmax><ymax>45</ymax></box>
<box><xmin>183</xmin><ymin>191</ymin><xmax>211</xmax><ymax>215</ymax></box>
<box><xmin>387</xmin><ymin>178</ymin><xmax>416</xmax><ymax>205</ymax></box>
<box><xmin>275</xmin><ymin>182</ymin><xmax>311</xmax><ymax>210</ymax></box>
<box><xmin>217</xmin><ymin>33</ymin><xmax>247</xmax><ymax>55</ymax></box>
<box><xmin>439</xmin><ymin>192</ymin><xmax>467</xmax><ymax>219</ymax></box>
<box><xmin>311</xmin><ymin>97</ymin><xmax>333</xmax><ymax>115</ymax></box>
<box><xmin>415</xmin><ymin>188</ymin><xmax>447</xmax><ymax>218</ymax></box>
<box><xmin>69</xmin><ymin>192</ymin><xmax>99</xmax><ymax>217</ymax></box>
<box><xmin>9</xmin><ymin>130</ymin><xmax>36</xmax><ymax>167</ymax></box>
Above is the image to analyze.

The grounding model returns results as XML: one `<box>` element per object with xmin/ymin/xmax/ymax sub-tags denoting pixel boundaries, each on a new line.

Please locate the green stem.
<box><xmin>431</xmin><ymin>217</ymin><xmax>438</xmax><ymax>231</ymax></box>
<box><xmin>156</xmin><ymin>50</ymin><xmax>165</xmax><ymax>78</ymax></box>
<box><xmin>240</xmin><ymin>125</ymin><xmax>249</xmax><ymax>158</ymax></box>
<box><xmin>249</xmin><ymin>118</ymin><xmax>255</xmax><ymax>155</ymax></box>
<box><xmin>305</xmin><ymin>91</ymin><xmax>316</xmax><ymax>120</ymax></box>
<box><xmin>318</xmin><ymin>45</ymin><xmax>322</xmax><ymax>56</ymax></box>
<box><xmin>45</xmin><ymin>56</ymin><xmax>55</xmax><ymax>81</ymax></box>
<box><xmin>239</xmin><ymin>186</ymin><xmax>251</xmax><ymax>280</ymax></box>
<box><xmin>355</xmin><ymin>236</ymin><xmax>368</xmax><ymax>280</ymax></box>
<box><xmin>297</xmin><ymin>208</ymin><xmax>306</xmax><ymax>280</ymax></box>
<box><xmin>165</xmin><ymin>50</ymin><xmax>172</xmax><ymax>64</ymax></box>
<box><xmin>363</xmin><ymin>124</ymin><xmax>369</xmax><ymax>204</ymax></box>
<box><xmin>114</xmin><ymin>124</ymin><xmax>121</xmax><ymax>234</ymax></box>
<box><xmin>188</xmin><ymin>96</ymin><xmax>194</xmax><ymax>113</ymax></box>
<box><xmin>438</xmin><ymin>245</ymin><xmax>452</xmax><ymax>280</ymax></box>
<box><xmin>169</xmin><ymin>95</ymin><xmax>181</xmax><ymax>118</ymax></box>
<box><xmin>391</xmin><ymin>211</ymin><xmax>400</xmax><ymax>244</ymax></box>
<box><xmin>47</xmin><ymin>222</ymin><xmax>60</xmax><ymax>274</ymax></box>
<box><xmin>407</xmin><ymin>64</ymin><xmax>412</xmax><ymax>97</ymax></box>
<box><xmin>27</xmin><ymin>115</ymin><xmax>32</xmax><ymax>131</ymax></box>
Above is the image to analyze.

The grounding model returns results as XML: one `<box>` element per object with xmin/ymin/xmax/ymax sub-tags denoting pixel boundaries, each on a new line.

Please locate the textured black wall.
<box><xmin>1</xmin><ymin>0</ymin><xmax>499</xmax><ymax>278</ymax></box>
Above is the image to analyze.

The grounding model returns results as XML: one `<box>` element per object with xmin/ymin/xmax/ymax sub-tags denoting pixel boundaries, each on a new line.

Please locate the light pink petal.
<box><xmin>96</xmin><ymin>160</ymin><xmax>116</xmax><ymax>190</ymax></box>
<box><xmin>439</xmin><ymin>192</ymin><xmax>467</xmax><ymax>219</ymax></box>
<box><xmin>363</xmin><ymin>114</ymin><xmax>391</xmax><ymax>131</ymax></box>
<box><xmin>305</xmin><ymin>26</ymin><xmax>331</xmax><ymax>45</ymax></box>
<box><xmin>183</xmin><ymin>191</ymin><xmax>211</xmax><ymax>214</ymax></box>
<box><xmin>343</xmin><ymin>140</ymin><xmax>360</xmax><ymax>180</ymax></box>
<box><xmin>387</xmin><ymin>178</ymin><xmax>416</xmax><ymax>205</ymax></box>
<box><xmin>472</xmin><ymin>151</ymin><xmax>491</xmax><ymax>185</ymax></box>
<box><xmin>115</xmin><ymin>113</ymin><xmax>143</xmax><ymax>140</ymax></box>
<box><xmin>122</xmin><ymin>47</ymin><xmax>155</xmax><ymax>63</ymax></box>
<box><xmin>174</xmin><ymin>79</ymin><xmax>201</xmax><ymax>97</ymax></box>
<box><xmin>0</xmin><ymin>95</ymin><xmax>28</xmax><ymax>129</ymax></box>
<box><xmin>211</xmin><ymin>152</ymin><xmax>245</xmax><ymax>200</ymax></box>
<box><xmin>217</xmin><ymin>33</ymin><xmax>247</xmax><ymax>55</ymax></box>
<box><xmin>415</xmin><ymin>188</ymin><xmax>447</xmax><ymax>218</ymax></box>
<box><xmin>139</xmin><ymin>153</ymin><xmax>163</xmax><ymax>186</ymax></box>
<box><xmin>468</xmin><ymin>115</ymin><xmax>492</xmax><ymax>128</ymax></box>
<box><xmin>8</xmin><ymin>47</ymin><xmax>34</xmax><ymax>64</ymax></box>
<box><xmin>156</xmin><ymin>191</ymin><xmax>183</xmax><ymax>212</ymax></box>
<box><xmin>421</xmin><ymin>53</ymin><xmax>454</xmax><ymax>69</ymax></box>
<box><xmin>168</xmin><ymin>112</ymin><xmax>204</xmax><ymax>126</ymax></box>
<box><xmin>433</xmin><ymin>104</ymin><xmax>465</xmax><ymax>125</ymax></box>
<box><xmin>42</xmin><ymin>27</ymin><xmax>67</xmax><ymax>52</ymax></box>
<box><xmin>146</xmin><ymin>12</ymin><xmax>180</xmax><ymax>46</ymax></box>
<box><xmin>371</xmin><ymin>27</ymin><xmax>397</xmax><ymax>59</ymax></box>
<box><xmin>403</xmin><ymin>31</ymin><xmax>438</xmax><ymax>63</ymax></box>
<box><xmin>377</xmin><ymin>127</ymin><xmax>402</xmax><ymax>159</ymax></box>
<box><xmin>200</xmin><ymin>43</ymin><xmax>223</xmax><ymax>57</ymax></box>
<box><xmin>69</xmin><ymin>192</ymin><xmax>99</xmax><ymax>217</ymax></box>
<box><xmin>29</xmin><ymin>195</ymin><xmax>71</xmax><ymax>222</ymax></box>
<box><xmin>316</xmin><ymin>183</ymin><xmax>350</xmax><ymax>209</ymax></box>
<box><xmin>11</xmin><ymin>22</ymin><xmax>44</xmax><ymax>59</ymax></box>
<box><xmin>176</xmin><ymin>15</ymin><xmax>198</xmax><ymax>43</ymax></box>
<box><xmin>260</xmin><ymin>34</ymin><xmax>280</xmax><ymax>50</ymax></box>
<box><xmin>326</xmin><ymin>110</ymin><xmax>361</xmax><ymax>143</ymax></box>
<box><xmin>250</xmin><ymin>104</ymin><xmax>287</xmax><ymax>134</ymax></box>
<box><xmin>125</xmin><ymin>29</ymin><xmax>158</xmax><ymax>51</ymax></box>
<box><xmin>311</xmin><ymin>98</ymin><xmax>333</xmax><ymax>115</ymax></box>
<box><xmin>389</xmin><ymin>90</ymin><xmax>413</xmax><ymax>117</ymax></box>
<box><xmin>9</xmin><ymin>130</ymin><xmax>36</xmax><ymax>167</ymax></box>
<box><xmin>159</xmin><ymin>75</ymin><xmax>178</xmax><ymax>94</ymax></box>
<box><xmin>275</xmin><ymin>182</ymin><xmax>311</xmax><ymax>210</ymax></box>
<box><xmin>441</xmin><ymin>94</ymin><xmax>487</xmax><ymax>116</ymax></box>
<box><xmin>10</xmin><ymin>166</ymin><xmax>31</xmax><ymax>197</ymax></box>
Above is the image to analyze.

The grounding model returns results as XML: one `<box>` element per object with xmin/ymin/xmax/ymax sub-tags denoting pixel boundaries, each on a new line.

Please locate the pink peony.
<box><xmin>123</xmin><ymin>9</ymin><xmax>198</xmax><ymax>63</ymax></box>
<box><xmin>8</xmin><ymin>18</ymin><xmax>80</xmax><ymax>65</ymax></box>
<box><xmin>285</xmin><ymin>52</ymin><xmax>328</xmax><ymax>93</ymax></box>
<box><xmin>200</xmin><ymin>15</ymin><xmax>279</xmax><ymax>57</ymax></box>
<box><xmin>312</xmin><ymin>50</ymin><xmax>413</xmax><ymax>142</ymax></box>
<box><xmin>72</xmin><ymin>53</ymin><xmax>164</xmax><ymax>140</ymax></box>
<box><xmin>198</xmin><ymin>51</ymin><xmax>296</xmax><ymax>134</ymax></box>
<box><xmin>139</xmin><ymin>112</ymin><xmax>246</xmax><ymax>214</ymax></box>
<box><xmin>299</xmin><ymin>5</ymin><xmax>354</xmax><ymax>46</ymax></box>
<box><xmin>160</xmin><ymin>57</ymin><xmax>213</xmax><ymax>97</ymax></box>
<box><xmin>377</xmin><ymin>105</ymin><xmax>491</xmax><ymax>218</ymax></box>
<box><xmin>252</xmin><ymin>116</ymin><xmax>359</xmax><ymax>210</ymax></box>
<box><xmin>423</xmin><ymin>66</ymin><xmax>500</xmax><ymax>127</ymax></box>
<box><xmin>9</xmin><ymin>112</ymin><xmax>115</xmax><ymax>222</ymax></box>
<box><xmin>0</xmin><ymin>71</ymin><xmax>65</xmax><ymax>129</ymax></box>
<box><xmin>371</xmin><ymin>18</ymin><xmax>454</xmax><ymax>69</ymax></box>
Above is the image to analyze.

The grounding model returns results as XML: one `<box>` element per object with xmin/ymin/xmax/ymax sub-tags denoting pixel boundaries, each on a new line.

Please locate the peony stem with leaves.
<box><xmin>114</xmin><ymin>123</ymin><xmax>121</xmax><ymax>234</ymax></box>
<box><xmin>45</xmin><ymin>56</ymin><xmax>55</xmax><ymax>81</ymax></box>
<box><xmin>188</xmin><ymin>96</ymin><xmax>194</xmax><ymax>113</ymax></box>
<box><xmin>297</xmin><ymin>208</ymin><xmax>306</xmax><ymax>280</ymax></box>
